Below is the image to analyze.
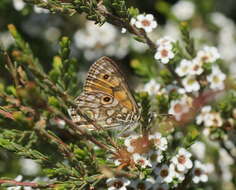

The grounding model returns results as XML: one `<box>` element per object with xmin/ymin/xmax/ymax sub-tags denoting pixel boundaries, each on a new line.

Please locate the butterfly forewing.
<box><xmin>68</xmin><ymin>56</ymin><xmax>140</xmax><ymax>130</ymax></box>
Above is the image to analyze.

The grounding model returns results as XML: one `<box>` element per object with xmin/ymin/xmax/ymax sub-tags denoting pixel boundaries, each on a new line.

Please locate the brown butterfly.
<box><xmin>68</xmin><ymin>56</ymin><xmax>140</xmax><ymax>131</ymax></box>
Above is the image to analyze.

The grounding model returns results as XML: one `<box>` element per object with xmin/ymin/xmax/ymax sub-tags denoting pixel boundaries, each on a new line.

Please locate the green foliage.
<box><xmin>0</xmin><ymin>25</ymin><xmax>102</xmax><ymax>187</ymax></box>
<box><xmin>155</xmin><ymin>0</ymin><xmax>172</xmax><ymax>18</ymax></box>
<box><xmin>183</xmin><ymin>125</ymin><xmax>200</xmax><ymax>148</ymax></box>
<box><xmin>180</xmin><ymin>22</ymin><xmax>196</xmax><ymax>58</ymax></box>
<box><xmin>215</xmin><ymin>91</ymin><xmax>236</xmax><ymax>117</ymax></box>
<box><xmin>49</xmin><ymin>37</ymin><xmax>79</xmax><ymax>96</ymax></box>
<box><xmin>127</xmin><ymin>6</ymin><xmax>139</xmax><ymax>17</ymax></box>
<box><xmin>138</xmin><ymin>92</ymin><xmax>151</xmax><ymax>132</ymax></box>
<box><xmin>1</xmin><ymin>0</ymin><xmax>236</xmax><ymax>189</ymax></box>
<box><xmin>73</xmin><ymin>0</ymin><xmax>105</xmax><ymax>24</ymax></box>
<box><xmin>104</xmin><ymin>0</ymin><xmax>130</xmax><ymax>18</ymax></box>
<box><xmin>130</xmin><ymin>56</ymin><xmax>156</xmax><ymax>79</ymax></box>
<box><xmin>0</xmin><ymin>137</ymin><xmax>50</xmax><ymax>164</ymax></box>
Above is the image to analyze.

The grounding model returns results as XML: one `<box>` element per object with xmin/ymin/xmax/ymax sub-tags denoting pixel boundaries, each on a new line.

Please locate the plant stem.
<box><xmin>0</xmin><ymin>179</ymin><xmax>54</xmax><ymax>189</ymax></box>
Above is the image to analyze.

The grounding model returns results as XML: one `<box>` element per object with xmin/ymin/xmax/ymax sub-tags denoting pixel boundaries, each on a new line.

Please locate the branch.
<box><xmin>0</xmin><ymin>179</ymin><xmax>54</xmax><ymax>189</ymax></box>
<box><xmin>47</xmin><ymin>106</ymin><xmax>116</xmax><ymax>154</ymax></box>
<box><xmin>96</xmin><ymin>4</ymin><xmax>157</xmax><ymax>50</ymax></box>
<box><xmin>96</xmin><ymin>4</ymin><xmax>188</xmax><ymax>90</ymax></box>
<box><xmin>24</xmin><ymin>0</ymin><xmax>76</xmax><ymax>15</ymax></box>
<box><xmin>21</xmin><ymin>1</ymin><xmax>190</xmax><ymax>93</ymax></box>
<box><xmin>34</xmin><ymin>118</ymin><xmax>85</xmax><ymax>173</ymax></box>
<box><xmin>3</xmin><ymin>51</ymin><xmax>20</xmax><ymax>87</ymax></box>
<box><xmin>0</xmin><ymin>108</ymin><xmax>15</xmax><ymax>121</ymax></box>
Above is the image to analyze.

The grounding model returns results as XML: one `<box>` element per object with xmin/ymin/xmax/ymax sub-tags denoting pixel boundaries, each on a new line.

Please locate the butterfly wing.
<box><xmin>68</xmin><ymin>56</ymin><xmax>140</xmax><ymax>130</ymax></box>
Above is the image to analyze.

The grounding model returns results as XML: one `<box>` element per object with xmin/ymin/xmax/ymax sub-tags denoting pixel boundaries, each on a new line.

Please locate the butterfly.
<box><xmin>68</xmin><ymin>56</ymin><xmax>140</xmax><ymax>131</ymax></box>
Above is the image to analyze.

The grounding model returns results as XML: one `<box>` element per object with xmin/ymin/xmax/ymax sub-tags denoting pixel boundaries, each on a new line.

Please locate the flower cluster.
<box><xmin>168</xmin><ymin>95</ymin><xmax>192</xmax><ymax>121</ymax></box>
<box><xmin>154</xmin><ymin>36</ymin><xmax>175</xmax><ymax>64</ymax></box>
<box><xmin>171</xmin><ymin>0</ymin><xmax>196</xmax><ymax>21</ymax></box>
<box><xmin>131</xmin><ymin>14</ymin><xmax>157</xmax><ymax>33</ymax></box>
<box><xmin>13</xmin><ymin>0</ymin><xmax>49</xmax><ymax>13</ymax></box>
<box><xmin>106</xmin><ymin>133</ymin><xmax>211</xmax><ymax>189</ymax></box>
<box><xmin>192</xmin><ymin>160</ymin><xmax>209</xmax><ymax>183</ymax></box>
<box><xmin>196</xmin><ymin>105</ymin><xmax>223</xmax><ymax>128</ymax></box>
<box><xmin>116</xmin><ymin>9</ymin><xmax>230</xmax><ymax>189</ymax></box>
<box><xmin>175</xmin><ymin>46</ymin><xmax>225</xmax><ymax>92</ymax></box>
<box><xmin>210</xmin><ymin>12</ymin><xmax>236</xmax><ymax>67</ymax></box>
<box><xmin>74</xmin><ymin>22</ymin><xmax>129</xmax><ymax>60</ymax></box>
<box><xmin>143</xmin><ymin>79</ymin><xmax>162</xmax><ymax>96</ymax></box>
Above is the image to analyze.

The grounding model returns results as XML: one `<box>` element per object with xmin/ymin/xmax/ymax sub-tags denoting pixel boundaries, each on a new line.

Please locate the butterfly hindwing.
<box><xmin>85</xmin><ymin>57</ymin><xmax>139</xmax><ymax>113</ymax></box>
<box><xmin>68</xmin><ymin>56</ymin><xmax>140</xmax><ymax>130</ymax></box>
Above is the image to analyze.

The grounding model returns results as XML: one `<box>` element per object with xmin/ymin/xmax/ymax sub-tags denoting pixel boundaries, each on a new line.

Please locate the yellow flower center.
<box><xmin>113</xmin><ymin>181</ymin><xmax>123</xmax><ymax>188</ymax></box>
<box><xmin>160</xmin><ymin>169</ymin><xmax>169</xmax><ymax>177</ymax></box>
<box><xmin>141</xmin><ymin>19</ymin><xmax>151</xmax><ymax>27</ymax></box>
<box><xmin>178</xmin><ymin>155</ymin><xmax>186</xmax><ymax>164</ymax></box>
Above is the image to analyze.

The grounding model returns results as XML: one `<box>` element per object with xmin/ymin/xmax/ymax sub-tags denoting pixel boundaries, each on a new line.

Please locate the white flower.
<box><xmin>196</xmin><ymin>106</ymin><xmax>212</xmax><ymax>125</ymax></box>
<box><xmin>189</xmin><ymin>58</ymin><xmax>204</xmax><ymax>75</ymax></box>
<box><xmin>156</xmin><ymin>36</ymin><xmax>175</xmax><ymax>49</ymax></box>
<box><xmin>7</xmin><ymin>175</ymin><xmax>23</xmax><ymax>190</ymax></box>
<box><xmin>106</xmin><ymin>177</ymin><xmax>131</xmax><ymax>190</ymax></box>
<box><xmin>192</xmin><ymin>160</ymin><xmax>208</xmax><ymax>183</ymax></box>
<box><xmin>171</xmin><ymin>148</ymin><xmax>193</xmax><ymax>172</ymax></box>
<box><xmin>154</xmin><ymin>164</ymin><xmax>176</xmax><ymax>183</ymax></box>
<box><xmin>130</xmin><ymin>178</ymin><xmax>155</xmax><ymax>190</ymax></box>
<box><xmin>182</xmin><ymin>75</ymin><xmax>200</xmax><ymax>92</ymax></box>
<box><xmin>0</xmin><ymin>32</ymin><xmax>14</xmax><ymax>49</ymax></box>
<box><xmin>148</xmin><ymin>150</ymin><xmax>164</xmax><ymax>167</ymax></box>
<box><xmin>152</xmin><ymin>183</ymin><xmax>169</xmax><ymax>190</ymax></box>
<box><xmin>121</xmin><ymin>28</ymin><xmax>127</xmax><ymax>34</ymax></box>
<box><xmin>202</xmin><ymin>128</ymin><xmax>210</xmax><ymax>136</ymax></box>
<box><xmin>204</xmin><ymin>112</ymin><xmax>223</xmax><ymax>127</ymax></box>
<box><xmin>131</xmin><ymin>14</ymin><xmax>157</xmax><ymax>33</ymax></box>
<box><xmin>210</xmin><ymin>12</ymin><xmax>233</xmax><ymax>28</ymax></box>
<box><xmin>7</xmin><ymin>186</ymin><xmax>22</xmax><ymax>190</ymax></box>
<box><xmin>133</xmin><ymin>153</ymin><xmax>152</xmax><ymax>168</ymax></box>
<box><xmin>76</xmin><ymin>23</ymin><xmax>128</xmax><ymax>60</ymax></box>
<box><xmin>44</xmin><ymin>27</ymin><xmax>61</xmax><ymax>42</ymax></box>
<box><xmin>105</xmin><ymin>36</ymin><xmax>129</xmax><ymax>59</ymax></box>
<box><xmin>168</xmin><ymin>96</ymin><xmax>191</xmax><ymax>121</ymax></box>
<box><xmin>175</xmin><ymin>59</ymin><xmax>192</xmax><ymax>77</ymax></box>
<box><xmin>177</xmin><ymin>88</ymin><xmax>186</xmax><ymax>94</ymax></box>
<box><xmin>32</xmin><ymin>176</ymin><xmax>51</xmax><ymax>183</ymax></box>
<box><xmin>219</xmin><ymin>149</ymin><xmax>233</xmax><ymax>181</ymax></box>
<box><xmin>149</xmin><ymin>133</ymin><xmax>168</xmax><ymax>151</ymax></box>
<box><xmin>114</xmin><ymin>159</ymin><xmax>121</xmax><ymax>166</ymax></box>
<box><xmin>154</xmin><ymin>45</ymin><xmax>175</xmax><ymax>64</ymax></box>
<box><xmin>172</xmin><ymin>1</ymin><xmax>195</xmax><ymax>21</ymax></box>
<box><xmin>191</xmin><ymin>141</ymin><xmax>206</xmax><ymax>160</ymax></box>
<box><xmin>20</xmin><ymin>158</ymin><xmax>40</xmax><ymax>176</ymax></box>
<box><xmin>174</xmin><ymin>169</ymin><xmax>186</xmax><ymax>182</ymax></box>
<box><xmin>163</xmin><ymin>21</ymin><xmax>181</xmax><ymax>40</ymax></box>
<box><xmin>143</xmin><ymin>79</ymin><xmax>161</xmax><ymax>96</ymax></box>
<box><xmin>207</xmin><ymin>66</ymin><xmax>226</xmax><ymax>90</ymax></box>
<box><xmin>13</xmin><ymin>0</ymin><xmax>26</xmax><ymax>11</ymax></box>
<box><xmin>124</xmin><ymin>134</ymin><xmax>141</xmax><ymax>153</ymax></box>
<box><xmin>196</xmin><ymin>46</ymin><xmax>220</xmax><ymax>64</ymax></box>
<box><xmin>24</xmin><ymin>187</ymin><xmax>33</xmax><ymax>190</ymax></box>
<box><xmin>74</xmin><ymin>21</ymin><xmax>117</xmax><ymax>50</ymax></box>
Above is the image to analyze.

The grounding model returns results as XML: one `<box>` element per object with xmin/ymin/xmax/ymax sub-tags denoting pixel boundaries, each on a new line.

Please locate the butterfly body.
<box><xmin>68</xmin><ymin>56</ymin><xmax>140</xmax><ymax>130</ymax></box>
